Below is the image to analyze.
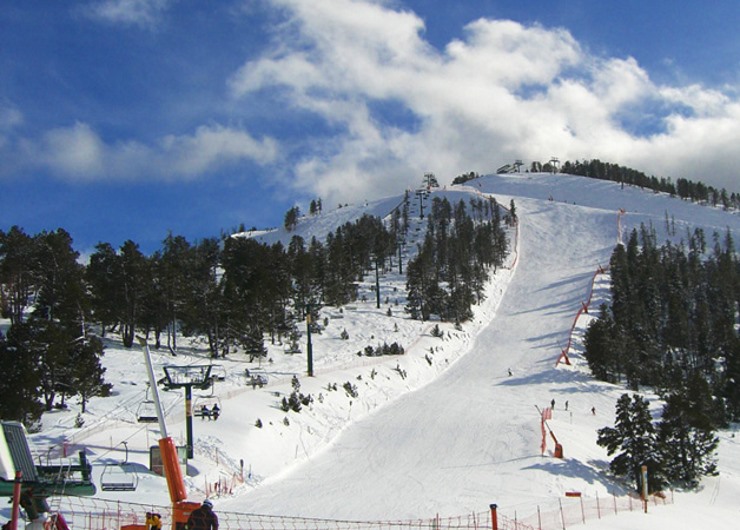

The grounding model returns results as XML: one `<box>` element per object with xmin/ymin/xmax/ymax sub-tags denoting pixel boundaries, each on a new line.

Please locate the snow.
<box><xmin>4</xmin><ymin>172</ymin><xmax>740</xmax><ymax>529</ymax></box>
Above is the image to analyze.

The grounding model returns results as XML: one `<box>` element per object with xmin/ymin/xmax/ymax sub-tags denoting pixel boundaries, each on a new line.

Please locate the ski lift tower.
<box><xmin>415</xmin><ymin>189</ymin><xmax>426</xmax><ymax>219</ymax></box>
<box><xmin>549</xmin><ymin>157</ymin><xmax>560</xmax><ymax>174</ymax></box>
<box><xmin>160</xmin><ymin>365</ymin><xmax>213</xmax><ymax>459</ymax></box>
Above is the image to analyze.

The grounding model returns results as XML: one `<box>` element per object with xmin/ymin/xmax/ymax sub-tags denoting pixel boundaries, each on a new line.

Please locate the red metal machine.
<box><xmin>137</xmin><ymin>338</ymin><xmax>201</xmax><ymax>530</ymax></box>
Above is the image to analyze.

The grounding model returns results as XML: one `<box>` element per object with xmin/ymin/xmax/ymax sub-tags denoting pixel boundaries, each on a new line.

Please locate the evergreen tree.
<box><xmin>181</xmin><ymin>238</ymin><xmax>225</xmax><ymax>357</ymax></box>
<box><xmin>0</xmin><ymin>325</ymin><xmax>44</xmax><ymax>425</ymax></box>
<box><xmin>65</xmin><ymin>334</ymin><xmax>112</xmax><ymax>413</ymax></box>
<box><xmin>33</xmin><ymin>228</ymin><xmax>88</xmax><ymax>327</ymax></box>
<box><xmin>157</xmin><ymin>233</ymin><xmax>194</xmax><ymax>352</ymax></box>
<box><xmin>118</xmin><ymin>240</ymin><xmax>150</xmax><ymax>348</ymax></box>
<box><xmin>583</xmin><ymin>305</ymin><xmax>619</xmax><ymax>382</ymax></box>
<box><xmin>657</xmin><ymin>376</ymin><xmax>719</xmax><ymax>487</ymax></box>
<box><xmin>0</xmin><ymin>226</ymin><xmax>38</xmax><ymax>324</ymax></box>
<box><xmin>597</xmin><ymin>393</ymin><xmax>665</xmax><ymax>492</ymax></box>
<box><xmin>86</xmin><ymin>242</ymin><xmax>124</xmax><ymax>336</ymax></box>
<box><xmin>284</xmin><ymin>206</ymin><xmax>300</xmax><ymax>231</ymax></box>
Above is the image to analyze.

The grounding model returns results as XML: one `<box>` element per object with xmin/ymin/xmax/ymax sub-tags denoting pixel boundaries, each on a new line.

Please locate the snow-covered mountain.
<box><xmin>6</xmin><ymin>172</ymin><xmax>740</xmax><ymax>530</ymax></box>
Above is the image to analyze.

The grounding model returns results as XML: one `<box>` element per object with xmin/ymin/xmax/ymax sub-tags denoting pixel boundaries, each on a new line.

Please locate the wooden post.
<box><xmin>641</xmin><ymin>465</ymin><xmax>649</xmax><ymax>513</ymax></box>
<box><xmin>489</xmin><ymin>504</ymin><xmax>498</xmax><ymax>530</ymax></box>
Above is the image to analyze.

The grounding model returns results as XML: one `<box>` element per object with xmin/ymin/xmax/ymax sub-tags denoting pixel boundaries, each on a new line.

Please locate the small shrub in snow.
<box><xmin>255</xmin><ymin>419</ymin><xmax>263</xmax><ymax>428</ymax></box>
<box><xmin>343</xmin><ymin>381</ymin><xmax>359</xmax><ymax>398</ymax></box>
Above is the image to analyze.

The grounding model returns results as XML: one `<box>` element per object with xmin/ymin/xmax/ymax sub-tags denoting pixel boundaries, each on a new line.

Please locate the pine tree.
<box><xmin>67</xmin><ymin>335</ymin><xmax>112</xmax><ymax>413</ymax></box>
<box><xmin>658</xmin><ymin>376</ymin><xmax>719</xmax><ymax>487</ymax></box>
<box><xmin>158</xmin><ymin>233</ymin><xmax>194</xmax><ymax>352</ymax></box>
<box><xmin>284</xmin><ymin>206</ymin><xmax>300</xmax><ymax>231</ymax></box>
<box><xmin>0</xmin><ymin>226</ymin><xmax>38</xmax><ymax>325</ymax></box>
<box><xmin>86</xmin><ymin>242</ymin><xmax>124</xmax><ymax>337</ymax></box>
<box><xmin>597</xmin><ymin>393</ymin><xmax>665</xmax><ymax>492</ymax></box>
<box><xmin>118</xmin><ymin>240</ymin><xmax>150</xmax><ymax>348</ymax></box>
<box><xmin>583</xmin><ymin>305</ymin><xmax>618</xmax><ymax>382</ymax></box>
<box><xmin>0</xmin><ymin>325</ymin><xmax>44</xmax><ymax>425</ymax></box>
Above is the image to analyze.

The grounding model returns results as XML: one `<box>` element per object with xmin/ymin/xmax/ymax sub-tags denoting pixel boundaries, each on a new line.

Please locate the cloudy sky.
<box><xmin>2</xmin><ymin>0</ymin><xmax>739</xmax><ymax>253</ymax></box>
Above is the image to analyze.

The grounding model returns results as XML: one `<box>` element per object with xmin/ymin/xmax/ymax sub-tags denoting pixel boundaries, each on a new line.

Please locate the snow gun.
<box><xmin>137</xmin><ymin>338</ymin><xmax>202</xmax><ymax>530</ymax></box>
<box><xmin>535</xmin><ymin>405</ymin><xmax>564</xmax><ymax>459</ymax></box>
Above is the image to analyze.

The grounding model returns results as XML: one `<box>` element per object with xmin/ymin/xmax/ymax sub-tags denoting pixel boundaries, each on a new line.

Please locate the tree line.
<box><xmin>452</xmin><ymin>160</ymin><xmax>739</xmax><ymax>211</ymax></box>
<box><xmin>585</xmin><ymin>224</ymin><xmax>738</xmax><ymax>490</ymax></box>
<box><xmin>405</xmin><ymin>196</ymin><xmax>510</xmax><ymax>322</ymax></box>
<box><xmin>559</xmin><ymin>159</ymin><xmax>740</xmax><ymax>211</ymax></box>
<box><xmin>0</xmin><ymin>227</ymin><xmax>111</xmax><ymax>425</ymax></box>
<box><xmin>1</xmin><ymin>193</ymin><xmax>510</xmax><ymax>426</ymax></box>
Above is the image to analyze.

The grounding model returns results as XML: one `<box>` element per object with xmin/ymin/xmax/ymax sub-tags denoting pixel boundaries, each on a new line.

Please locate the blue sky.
<box><xmin>1</xmin><ymin>0</ymin><xmax>739</xmax><ymax>254</ymax></box>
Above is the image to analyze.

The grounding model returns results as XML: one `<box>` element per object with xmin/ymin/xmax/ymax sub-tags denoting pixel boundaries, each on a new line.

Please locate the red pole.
<box><xmin>10</xmin><ymin>470</ymin><xmax>22</xmax><ymax>530</ymax></box>
<box><xmin>490</xmin><ymin>504</ymin><xmax>498</xmax><ymax>530</ymax></box>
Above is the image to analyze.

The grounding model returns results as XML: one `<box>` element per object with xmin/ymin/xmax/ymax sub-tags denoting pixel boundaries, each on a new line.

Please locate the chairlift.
<box><xmin>193</xmin><ymin>396</ymin><xmax>222</xmax><ymax>420</ymax></box>
<box><xmin>100</xmin><ymin>442</ymin><xmax>139</xmax><ymax>492</ymax></box>
<box><xmin>209</xmin><ymin>364</ymin><xmax>226</xmax><ymax>382</ymax></box>
<box><xmin>136</xmin><ymin>384</ymin><xmax>159</xmax><ymax>424</ymax></box>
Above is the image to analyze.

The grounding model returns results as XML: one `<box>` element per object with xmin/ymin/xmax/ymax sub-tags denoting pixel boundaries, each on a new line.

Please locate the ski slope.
<box><xmin>221</xmin><ymin>174</ymin><xmax>740</xmax><ymax>521</ymax></box>
<box><xmin>7</xmin><ymin>173</ymin><xmax>740</xmax><ymax>529</ymax></box>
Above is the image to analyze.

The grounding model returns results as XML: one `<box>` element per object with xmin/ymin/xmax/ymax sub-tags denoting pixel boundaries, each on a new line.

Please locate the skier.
<box><xmin>565</xmin><ymin>400</ymin><xmax>569</xmax><ymax>411</ymax></box>
<box><xmin>211</xmin><ymin>403</ymin><xmax>220</xmax><ymax>421</ymax></box>
<box><xmin>550</xmin><ymin>398</ymin><xmax>555</xmax><ymax>409</ymax></box>
<box><xmin>591</xmin><ymin>406</ymin><xmax>596</xmax><ymax>415</ymax></box>
<box><xmin>185</xmin><ymin>499</ymin><xmax>218</xmax><ymax>530</ymax></box>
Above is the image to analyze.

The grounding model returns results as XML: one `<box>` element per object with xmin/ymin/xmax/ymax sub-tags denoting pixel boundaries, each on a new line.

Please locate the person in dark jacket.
<box><xmin>186</xmin><ymin>499</ymin><xmax>218</xmax><ymax>530</ymax></box>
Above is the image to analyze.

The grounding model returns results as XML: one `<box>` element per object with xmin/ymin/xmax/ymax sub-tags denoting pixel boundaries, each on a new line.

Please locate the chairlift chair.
<box><xmin>100</xmin><ymin>442</ymin><xmax>138</xmax><ymax>492</ymax></box>
<box><xmin>193</xmin><ymin>396</ymin><xmax>222</xmax><ymax>419</ymax></box>
<box><xmin>210</xmin><ymin>364</ymin><xmax>226</xmax><ymax>382</ymax></box>
<box><xmin>136</xmin><ymin>384</ymin><xmax>159</xmax><ymax>424</ymax></box>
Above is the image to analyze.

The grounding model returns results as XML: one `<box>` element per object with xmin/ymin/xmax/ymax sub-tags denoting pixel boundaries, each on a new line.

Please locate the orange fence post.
<box><xmin>489</xmin><ymin>504</ymin><xmax>498</xmax><ymax>530</ymax></box>
<box><xmin>10</xmin><ymin>470</ymin><xmax>22</xmax><ymax>530</ymax></box>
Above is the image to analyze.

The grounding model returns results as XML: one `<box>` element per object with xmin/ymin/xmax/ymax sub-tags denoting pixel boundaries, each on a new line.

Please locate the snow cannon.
<box><xmin>549</xmin><ymin>429</ymin><xmax>564</xmax><ymax>459</ymax></box>
<box><xmin>172</xmin><ymin>500</ymin><xmax>203</xmax><ymax>530</ymax></box>
<box><xmin>137</xmin><ymin>337</ymin><xmax>193</xmax><ymax>530</ymax></box>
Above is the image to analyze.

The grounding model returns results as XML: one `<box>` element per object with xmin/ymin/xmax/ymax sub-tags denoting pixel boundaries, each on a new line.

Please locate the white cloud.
<box><xmin>159</xmin><ymin>125</ymin><xmax>279</xmax><ymax>176</ymax></box>
<box><xmin>19</xmin><ymin>123</ymin><xmax>278</xmax><ymax>182</ymax></box>
<box><xmin>0</xmin><ymin>104</ymin><xmax>23</xmax><ymax>149</ymax></box>
<box><xmin>83</xmin><ymin>0</ymin><xmax>171</xmax><ymax>29</ymax></box>
<box><xmin>230</xmin><ymin>0</ymin><xmax>740</xmax><ymax>206</ymax></box>
<box><xmin>41</xmin><ymin>122</ymin><xmax>106</xmax><ymax>177</ymax></box>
